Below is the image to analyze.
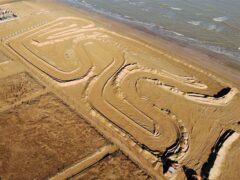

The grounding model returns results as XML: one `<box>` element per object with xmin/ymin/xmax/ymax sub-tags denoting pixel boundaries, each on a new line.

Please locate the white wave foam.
<box><xmin>142</xmin><ymin>7</ymin><xmax>151</xmax><ymax>12</ymax></box>
<box><xmin>129</xmin><ymin>2</ymin><xmax>137</xmax><ymax>5</ymax></box>
<box><xmin>170</xmin><ymin>7</ymin><xmax>182</xmax><ymax>11</ymax></box>
<box><xmin>188</xmin><ymin>21</ymin><xmax>201</xmax><ymax>26</ymax></box>
<box><xmin>213</xmin><ymin>16</ymin><xmax>228</xmax><ymax>22</ymax></box>
<box><xmin>172</xmin><ymin>32</ymin><xmax>184</xmax><ymax>37</ymax></box>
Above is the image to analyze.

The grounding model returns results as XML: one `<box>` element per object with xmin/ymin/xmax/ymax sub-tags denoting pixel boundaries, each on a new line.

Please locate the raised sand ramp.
<box><xmin>201</xmin><ymin>130</ymin><xmax>240</xmax><ymax>180</ymax></box>
<box><xmin>49</xmin><ymin>144</ymin><xmax>118</xmax><ymax>180</ymax></box>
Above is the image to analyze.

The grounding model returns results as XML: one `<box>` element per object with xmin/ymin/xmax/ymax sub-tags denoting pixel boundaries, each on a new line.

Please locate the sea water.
<box><xmin>62</xmin><ymin>0</ymin><xmax>240</xmax><ymax>61</ymax></box>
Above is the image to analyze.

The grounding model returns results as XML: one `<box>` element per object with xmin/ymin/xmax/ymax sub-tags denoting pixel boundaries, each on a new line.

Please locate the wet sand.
<box><xmin>0</xmin><ymin>1</ymin><xmax>240</xmax><ymax>179</ymax></box>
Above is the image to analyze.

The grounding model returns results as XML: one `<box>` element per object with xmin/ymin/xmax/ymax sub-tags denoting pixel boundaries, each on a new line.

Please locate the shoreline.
<box><xmin>57</xmin><ymin>0</ymin><xmax>240</xmax><ymax>87</ymax></box>
<box><xmin>59</xmin><ymin>0</ymin><xmax>240</xmax><ymax>62</ymax></box>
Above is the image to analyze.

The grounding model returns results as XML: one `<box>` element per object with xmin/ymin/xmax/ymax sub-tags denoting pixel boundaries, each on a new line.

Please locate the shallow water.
<box><xmin>62</xmin><ymin>0</ymin><xmax>240</xmax><ymax>61</ymax></box>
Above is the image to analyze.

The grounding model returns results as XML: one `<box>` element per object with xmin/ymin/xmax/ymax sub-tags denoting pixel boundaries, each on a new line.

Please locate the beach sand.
<box><xmin>0</xmin><ymin>1</ymin><xmax>240</xmax><ymax>179</ymax></box>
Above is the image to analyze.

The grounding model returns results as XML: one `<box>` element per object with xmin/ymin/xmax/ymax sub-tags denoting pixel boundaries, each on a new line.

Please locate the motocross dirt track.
<box><xmin>0</xmin><ymin>1</ymin><xmax>240</xmax><ymax>179</ymax></box>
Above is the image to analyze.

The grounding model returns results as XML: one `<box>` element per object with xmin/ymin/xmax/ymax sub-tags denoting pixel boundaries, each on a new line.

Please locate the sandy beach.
<box><xmin>0</xmin><ymin>1</ymin><xmax>240</xmax><ymax>179</ymax></box>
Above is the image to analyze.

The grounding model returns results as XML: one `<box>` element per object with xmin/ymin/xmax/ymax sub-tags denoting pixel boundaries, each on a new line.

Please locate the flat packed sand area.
<box><xmin>0</xmin><ymin>91</ymin><xmax>108</xmax><ymax>179</ymax></box>
<box><xmin>0</xmin><ymin>1</ymin><xmax>240</xmax><ymax>179</ymax></box>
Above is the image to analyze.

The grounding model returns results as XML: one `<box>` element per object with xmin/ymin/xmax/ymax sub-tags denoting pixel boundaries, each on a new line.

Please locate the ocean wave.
<box><xmin>207</xmin><ymin>24</ymin><xmax>217</xmax><ymax>31</ymax></box>
<box><xmin>213</xmin><ymin>16</ymin><xmax>228</xmax><ymax>22</ymax></box>
<box><xmin>171</xmin><ymin>31</ymin><xmax>184</xmax><ymax>37</ymax></box>
<box><xmin>201</xmin><ymin>23</ymin><xmax>224</xmax><ymax>32</ymax></box>
<box><xmin>142</xmin><ymin>7</ymin><xmax>151</xmax><ymax>12</ymax></box>
<box><xmin>170</xmin><ymin>7</ymin><xmax>182</xmax><ymax>11</ymax></box>
<box><xmin>188</xmin><ymin>21</ymin><xmax>201</xmax><ymax>26</ymax></box>
<box><xmin>129</xmin><ymin>2</ymin><xmax>137</xmax><ymax>6</ymax></box>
